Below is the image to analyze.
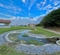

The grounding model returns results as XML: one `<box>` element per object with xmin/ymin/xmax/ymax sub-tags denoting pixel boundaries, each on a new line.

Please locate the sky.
<box><xmin>0</xmin><ymin>0</ymin><xmax>60</xmax><ymax>25</ymax></box>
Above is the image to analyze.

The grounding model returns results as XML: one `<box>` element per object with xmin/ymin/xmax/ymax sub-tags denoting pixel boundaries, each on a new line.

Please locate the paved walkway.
<box><xmin>43</xmin><ymin>28</ymin><xmax>60</xmax><ymax>35</ymax></box>
<box><xmin>0</xmin><ymin>33</ymin><xmax>7</xmax><ymax>45</ymax></box>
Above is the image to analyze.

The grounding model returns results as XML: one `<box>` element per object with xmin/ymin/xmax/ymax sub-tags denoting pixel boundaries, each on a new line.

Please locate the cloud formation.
<box><xmin>22</xmin><ymin>0</ymin><xmax>26</xmax><ymax>3</ymax></box>
<box><xmin>0</xmin><ymin>2</ymin><xmax>22</xmax><ymax>15</ymax></box>
<box><xmin>0</xmin><ymin>0</ymin><xmax>60</xmax><ymax>25</ymax></box>
<box><xmin>53</xmin><ymin>0</ymin><xmax>60</xmax><ymax>6</ymax></box>
<box><xmin>28</xmin><ymin>0</ymin><xmax>36</xmax><ymax>10</ymax></box>
<box><xmin>40</xmin><ymin>0</ymin><xmax>46</xmax><ymax>6</ymax></box>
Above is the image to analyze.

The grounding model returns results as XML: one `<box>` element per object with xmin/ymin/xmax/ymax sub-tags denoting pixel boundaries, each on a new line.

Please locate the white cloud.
<box><xmin>36</xmin><ymin>0</ymin><xmax>47</xmax><ymax>10</ymax></box>
<box><xmin>0</xmin><ymin>3</ymin><xmax>3</xmax><ymax>7</ymax></box>
<box><xmin>45</xmin><ymin>5</ymin><xmax>60</xmax><ymax>15</ymax></box>
<box><xmin>50</xmin><ymin>0</ymin><xmax>52</xmax><ymax>2</ymax></box>
<box><xmin>43</xmin><ymin>4</ymin><xmax>52</xmax><ymax>10</ymax></box>
<box><xmin>0</xmin><ymin>13</ymin><xmax>21</xmax><ymax>20</ymax></box>
<box><xmin>10</xmin><ymin>17</ymin><xmax>16</xmax><ymax>20</ymax></box>
<box><xmin>9</xmin><ymin>16</ymin><xmax>38</xmax><ymax>21</ymax></box>
<box><xmin>22</xmin><ymin>0</ymin><xmax>26</xmax><ymax>3</ymax></box>
<box><xmin>36</xmin><ymin>3</ymin><xmax>41</xmax><ymax>9</ymax></box>
<box><xmin>53</xmin><ymin>0</ymin><xmax>60</xmax><ymax>6</ymax></box>
<box><xmin>40</xmin><ymin>0</ymin><xmax>46</xmax><ymax>6</ymax></box>
<box><xmin>28</xmin><ymin>0</ymin><xmax>36</xmax><ymax>10</ymax></box>
<box><xmin>30</xmin><ymin>18</ymin><xmax>37</xmax><ymax>21</ymax></box>
<box><xmin>37</xmin><ymin>4</ymin><xmax>52</xmax><ymax>11</ymax></box>
<box><xmin>53</xmin><ymin>5</ymin><xmax>60</xmax><ymax>10</ymax></box>
<box><xmin>0</xmin><ymin>3</ymin><xmax>22</xmax><ymax>14</ymax></box>
<box><xmin>0</xmin><ymin>13</ymin><xmax>12</xmax><ymax>18</ymax></box>
<box><xmin>9</xmin><ymin>16</ymin><xmax>21</xmax><ymax>20</ymax></box>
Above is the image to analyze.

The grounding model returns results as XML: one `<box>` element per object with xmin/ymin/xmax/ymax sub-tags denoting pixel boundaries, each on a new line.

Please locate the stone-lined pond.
<box><xmin>7</xmin><ymin>30</ymin><xmax>52</xmax><ymax>45</ymax></box>
<box><xmin>0</xmin><ymin>30</ymin><xmax>60</xmax><ymax>55</ymax></box>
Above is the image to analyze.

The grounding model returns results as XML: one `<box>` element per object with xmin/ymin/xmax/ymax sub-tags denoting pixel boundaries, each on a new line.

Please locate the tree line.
<box><xmin>37</xmin><ymin>8</ymin><xmax>60</xmax><ymax>27</ymax></box>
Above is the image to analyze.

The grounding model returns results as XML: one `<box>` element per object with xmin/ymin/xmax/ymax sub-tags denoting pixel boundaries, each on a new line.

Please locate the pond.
<box><xmin>1</xmin><ymin>30</ymin><xmax>60</xmax><ymax>55</ymax></box>
<box><xmin>8</xmin><ymin>30</ymin><xmax>52</xmax><ymax>45</ymax></box>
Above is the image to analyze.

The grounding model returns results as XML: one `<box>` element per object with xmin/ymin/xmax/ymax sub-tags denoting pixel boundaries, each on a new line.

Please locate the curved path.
<box><xmin>43</xmin><ymin>28</ymin><xmax>60</xmax><ymax>34</ymax></box>
<box><xmin>5</xmin><ymin>31</ymin><xmax>20</xmax><ymax>42</ymax></box>
<box><xmin>0</xmin><ymin>33</ymin><xmax>7</xmax><ymax>45</ymax></box>
<box><xmin>15</xmin><ymin>44</ymin><xmax>60</xmax><ymax>54</ymax></box>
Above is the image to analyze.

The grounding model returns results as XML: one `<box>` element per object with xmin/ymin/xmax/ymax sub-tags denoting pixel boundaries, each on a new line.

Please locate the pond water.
<box><xmin>18</xmin><ymin>34</ymin><xmax>50</xmax><ymax>44</ymax></box>
<box><xmin>9</xmin><ymin>30</ymin><xmax>51</xmax><ymax>44</ymax></box>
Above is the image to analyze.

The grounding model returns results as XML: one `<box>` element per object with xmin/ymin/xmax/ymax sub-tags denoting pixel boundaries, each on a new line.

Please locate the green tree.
<box><xmin>39</xmin><ymin>8</ymin><xmax>60</xmax><ymax>27</ymax></box>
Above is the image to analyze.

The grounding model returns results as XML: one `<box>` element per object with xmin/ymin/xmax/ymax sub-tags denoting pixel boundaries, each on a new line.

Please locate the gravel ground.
<box><xmin>15</xmin><ymin>44</ymin><xmax>60</xmax><ymax>55</ymax></box>
<box><xmin>0</xmin><ymin>33</ymin><xmax>6</xmax><ymax>45</ymax></box>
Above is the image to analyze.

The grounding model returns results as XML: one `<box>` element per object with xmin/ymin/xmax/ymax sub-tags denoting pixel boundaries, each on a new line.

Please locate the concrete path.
<box><xmin>0</xmin><ymin>33</ymin><xmax>7</xmax><ymax>45</ymax></box>
<box><xmin>43</xmin><ymin>28</ymin><xmax>60</xmax><ymax>35</ymax></box>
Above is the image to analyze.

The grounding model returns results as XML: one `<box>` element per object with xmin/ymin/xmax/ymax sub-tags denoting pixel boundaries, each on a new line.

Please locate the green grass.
<box><xmin>27</xmin><ymin>39</ymin><xmax>44</xmax><ymax>45</ymax></box>
<box><xmin>19</xmin><ymin>40</ymin><xmax>27</xmax><ymax>44</ymax></box>
<box><xmin>0</xmin><ymin>26</ymin><xmax>33</xmax><ymax>34</ymax></box>
<box><xmin>0</xmin><ymin>45</ymin><xmax>27</xmax><ymax>55</ymax></box>
<box><xmin>31</xmin><ymin>27</ymin><xmax>60</xmax><ymax>37</ymax></box>
<box><xmin>0</xmin><ymin>26</ymin><xmax>60</xmax><ymax>38</ymax></box>
<box><xmin>58</xmin><ymin>41</ymin><xmax>60</xmax><ymax>44</ymax></box>
<box><xmin>51</xmin><ymin>52</ymin><xmax>60</xmax><ymax>55</ymax></box>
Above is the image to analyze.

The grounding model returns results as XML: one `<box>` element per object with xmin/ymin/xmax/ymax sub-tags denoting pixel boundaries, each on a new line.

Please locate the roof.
<box><xmin>0</xmin><ymin>19</ymin><xmax>11</xmax><ymax>23</ymax></box>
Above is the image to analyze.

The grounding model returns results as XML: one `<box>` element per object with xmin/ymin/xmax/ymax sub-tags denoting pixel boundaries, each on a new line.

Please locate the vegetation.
<box><xmin>8</xmin><ymin>33</ymin><xmax>20</xmax><ymax>41</ymax></box>
<box><xmin>19</xmin><ymin>40</ymin><xmax>27</xmax><ymax>44</ymax></box>
<box><xmin>57</xmin><ymin>40</ymin><xmax>60</xmax><ymax>44</ymax></box>
<box><xmin>22</xmin><ymin>33</ymin><xmax>29</xmax><ymax>37</ymax></box>
<box><xmin>31</xmin><ymin>27</ymin><xmax>60</xmax><ymax>37</ymax></box>
<box><xmin>0</xmin><ymin>45</ymin><xmax>27</xmax><ymax>55</ymax></box>
<box><xmin>0</xmin><ymin>26</ymin><xmax>33</xmax><ymax>34</ymax></box>
<box><xmin>0</xmin><ymin>45</ymin><xmax>60</xmax><ymax>55</ymax></box>
<box><xmin>52</xmin><ymin>52</ymin><xmax>60</xmax><ymax>55</ymax></box>
<box><xmin>0</xmin><ymin>8</ymin><xmax>60</xmax><ymax>55</ymax></box>
<box><xmin>0</xmin><ymin>26</ymin><xmax>60</xmax><ymax>38</ymax></box>
<box><xmin>27</xmin><ymin>39</ymin><xmax>44</xmax><ymax>45</ymax></box>
<box><xmin>38</xmin><ymin>8</ymin><xmax>60</xmax><ymax>27</ymax></box>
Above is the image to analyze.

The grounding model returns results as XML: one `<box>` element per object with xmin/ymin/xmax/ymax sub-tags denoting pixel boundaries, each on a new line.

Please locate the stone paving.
<box><xmin>0</xmin><ymin>33</ymin><xmax>6</xmax><ymax>45</ymax></box>
<box><xmin>15</xmin><ymin>44</ymin><xmax>60</xmax><ymax>55</ymax></box>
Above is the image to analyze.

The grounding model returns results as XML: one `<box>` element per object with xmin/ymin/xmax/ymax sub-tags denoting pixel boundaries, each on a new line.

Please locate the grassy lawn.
<box><xmin>0</xmin><ymin>45</ymin><xmax>28</xmax><ymax>55</ymax></box>
<box><xmin>31</xmin><ymin>27</ymin><xmax>60</xmax><ymax>37</ymax></box>
<box><xmin>0</xmin><ymin>26</ymin><xmax>60</xmax><ymax>38</ymax></box>
<box><xmin>0</xmin><ymin>26</ymin><xmax>33</xmax><ymax>34</ymax></box>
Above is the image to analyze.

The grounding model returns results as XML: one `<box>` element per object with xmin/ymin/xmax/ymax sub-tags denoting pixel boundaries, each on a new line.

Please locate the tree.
<box><xmin>39</xmin><ymin>8</ymin><xmax>60</xmax><ymax>27</ymax></box>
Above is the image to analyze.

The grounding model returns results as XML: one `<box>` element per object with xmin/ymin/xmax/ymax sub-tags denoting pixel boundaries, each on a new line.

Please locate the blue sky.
<box><xmin>0</xmin><ymin>0</ymin><xmax>60</xmax><ymax>25</ymax></box>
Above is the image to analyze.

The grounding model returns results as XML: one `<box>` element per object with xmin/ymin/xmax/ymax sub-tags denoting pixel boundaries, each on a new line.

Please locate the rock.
<box><xmin>15</xmin><ymin>44</ymin><xmax>60</xmax><ymax>54</ymax></box>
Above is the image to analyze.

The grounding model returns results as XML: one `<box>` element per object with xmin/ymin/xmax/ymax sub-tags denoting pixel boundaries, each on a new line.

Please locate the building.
<box><xmin>28</xmin><ymin>24</ymin><xmax>36</xmax><ymax>27</ymax></box>
<box><xmin>0</xmin><ymin>19</ymin><xmax>11</xmax><ymax>26</ymax></box>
